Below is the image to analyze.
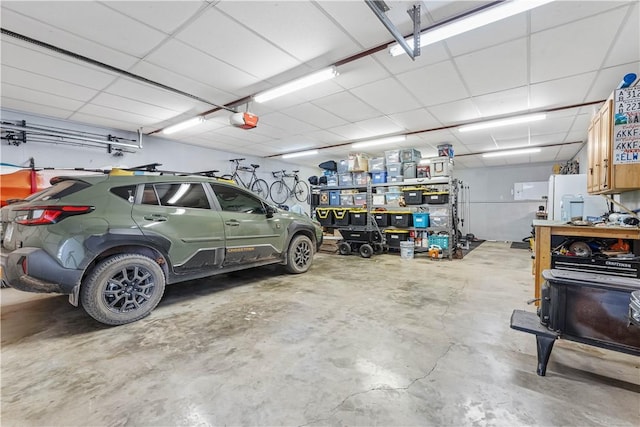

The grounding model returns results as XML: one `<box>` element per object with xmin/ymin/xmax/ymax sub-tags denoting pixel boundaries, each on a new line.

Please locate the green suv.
<box><xmin>0</xmin><ymin>174</ymin><xmax>322</xmax><ymax>325</ymax></box>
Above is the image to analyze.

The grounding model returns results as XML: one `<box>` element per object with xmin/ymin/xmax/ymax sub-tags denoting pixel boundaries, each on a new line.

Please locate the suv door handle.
<box><xmin>144</xmin><ymin>214</ymin><xmax>167</xmax><ymax>222</ymax></box>
<box><xmin>225</xmin><ymin>220</ymin><xmax>240</xmax><ymax>227</ymax></box>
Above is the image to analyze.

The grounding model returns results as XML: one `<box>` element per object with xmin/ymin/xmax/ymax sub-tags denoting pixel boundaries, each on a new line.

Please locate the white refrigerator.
<box><xmin>547</xmin><ymin>174</ymin><xmax>609</xmax><ymax>221</ymax></box>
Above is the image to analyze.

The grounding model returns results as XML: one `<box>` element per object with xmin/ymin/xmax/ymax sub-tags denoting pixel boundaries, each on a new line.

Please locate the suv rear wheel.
<box><xmin>285</xmin><ymin>235</ymin><xmax>314</xmax><ymax>274</ymax></box>
<box><xmin>81</xmin><ymin>254</ymin><xmax>166</xmax><ymax>325</ymax></box>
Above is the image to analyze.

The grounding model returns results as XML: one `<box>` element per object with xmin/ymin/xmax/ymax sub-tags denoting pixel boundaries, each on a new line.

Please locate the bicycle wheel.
<box><xmin>269</xmin><ymin>180</ymin><xmax>289</xmax><ymax>204</ymax></box>
<box><xmin>250</xmin><ymin>179</ymin><xmax>269</xmax><ymax>199</ymax></box>
<box><xmin>293</xmin><ymin>180</ymin><xmax>309</xmax><ymax>203</ymax></box>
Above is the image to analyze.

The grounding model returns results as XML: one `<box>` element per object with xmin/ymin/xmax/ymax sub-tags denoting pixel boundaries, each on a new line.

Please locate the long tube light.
<box><xmin>482</xmin><ymin>147</ymin><xmax>541</xmax><ymax>158</ymax></box>
<box><xmin>163</xmin><ymin>117</ymin><xmax>204</xmax><ymax>135</ymax></box>
<box><xmin>390</xmin><ymin>0</ymin><xmax>555</xmax><ymax>56</ymax></box>
<box><xmin>282</xmin><ymin>149</ymin><xmax>318</xmax><ymax>159</ymax></box>
<box><xmin>351</xmin><ymin>135</ymin><xmax>406</xmax><ymax>149</ymax></box>
<box><xmin>458</xmin><ymin>113</ymin><xmax>547</xmax><ymax>133</ymax></box>
<box><xmin>254</xmin><ymin>67</ymin><xmax>338</xmax><ymax>103</ymax></box>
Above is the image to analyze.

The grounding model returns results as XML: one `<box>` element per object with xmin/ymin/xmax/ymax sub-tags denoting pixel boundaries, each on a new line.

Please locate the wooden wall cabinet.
<box><xmin>587</xmin><ymin>95</ymin><xmax>640</xmax><ymax>194</ymax></box>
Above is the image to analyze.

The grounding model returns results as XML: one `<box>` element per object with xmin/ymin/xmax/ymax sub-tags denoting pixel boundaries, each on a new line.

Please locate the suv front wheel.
<box><xmin>81</xmin><ymin>254</ymin><xmax>166</xmax><ymax>325</ymax></box>
<box><xmin>285</xmin><ymin>235</ymin><xmax>314</xmax><ymax>274</ymax></box>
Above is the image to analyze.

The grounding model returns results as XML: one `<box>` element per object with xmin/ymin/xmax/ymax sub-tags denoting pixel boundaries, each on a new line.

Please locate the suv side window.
<box><xmin>110</xmin><ymin>185</ymin><xmax>137</xmax><ymax>202</ymax></box>
<box><xmin>143</xmin><ymin>183</ymin><xmax>210</xmax><ymax>209</ymax></box>
<box><xmin>210</xmin><ymin>184</ymin><xmax>266</xmax><ymax>214</ymax></box>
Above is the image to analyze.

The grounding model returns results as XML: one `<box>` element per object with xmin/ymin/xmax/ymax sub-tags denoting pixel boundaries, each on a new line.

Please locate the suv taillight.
<box><xmin>15</xmin><ymin>205</ymin><xmax>94</xmax><ymax>225</ymax></box>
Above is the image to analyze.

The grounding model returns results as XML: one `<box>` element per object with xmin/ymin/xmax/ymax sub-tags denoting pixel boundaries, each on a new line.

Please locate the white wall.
<box><xmin>455</xmin><ymin>163</ymin><xmax>558</xmax><ymax>242</ymax></box>
<box><xmin>1</xmin><ymin>109</ymin><xmax>318</xmax><ymax>213</ymax></box>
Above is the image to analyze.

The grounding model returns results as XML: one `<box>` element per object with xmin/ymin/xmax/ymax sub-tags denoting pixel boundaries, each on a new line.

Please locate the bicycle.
<box><xmin>269</xmin><ymin>169</ymin><xmax>309</xmax><ymax>205</ymax></box>
<box><xmin>223</xmin><ymin>158</ymin><xmax>270</xmax><ymax>199</ymax></box>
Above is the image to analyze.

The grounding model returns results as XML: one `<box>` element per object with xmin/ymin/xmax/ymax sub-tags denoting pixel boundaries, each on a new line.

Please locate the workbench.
<box><xmin>532</xmin><ymin>220</ymin><xmax>640</xmax><ymax>304</ymax></box>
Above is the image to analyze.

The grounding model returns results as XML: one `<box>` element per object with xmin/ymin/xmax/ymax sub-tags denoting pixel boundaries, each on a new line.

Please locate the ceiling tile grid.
<box><xmin>1</xmin><ymin>0</ymin><xmax>638</xmax><ymax>170</ymax></box>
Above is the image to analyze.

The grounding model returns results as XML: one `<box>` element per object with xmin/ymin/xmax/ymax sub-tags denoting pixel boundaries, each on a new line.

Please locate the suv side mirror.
<box><xmin>265</xmin><ymin>205</ymin><xmax>277</xmax><ymax>218</ymax></box>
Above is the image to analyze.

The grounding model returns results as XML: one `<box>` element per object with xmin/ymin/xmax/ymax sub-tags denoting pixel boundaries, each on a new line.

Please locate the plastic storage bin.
<box><xmin>401</xmin><ymin>148</ymin><xmax>421</xmax><ymax>162</ymax></box>
<box><xmin>403</xmin><ymin>189</ymin><xmax>424</xmax><ymax>205</ymax></box>
<box><xmin>373</xmin><ymin>212</ymin><xmax>389</xmax><ymax>227</ymax></box>
<box><xmin>315</xmin><ymin>208</ymin><xmax>333</xmax><ymax>226</ymax></box>
<box><xmin>412</xmin><ymin>212</ymin><xmax>429</xmax><ymax>228</ymax></box>
<box><xmin>437</xmin><ymin>144</ymin><xmax>454</xmax><ymax>158</ymax></box>
<box><xmin>424</xmin><ymin>192</ymin><xmax>449</xmax><ymax>204</ymax></box>
<box><xmin>353</xmin><ymin>172</ymin><xmax>369</xmax><ymax>186</ymax></box>
<box><xmin>349</xmin><ymin>210</ymin><xmax>367</xmax><ymax>226</ymax></box>
<box><xmin>319</xmin><ymin>191</ymin><xmax>330</xmax><ymax>205</ymax></box>
<box><xmin>431</xmin><ymin>157</ymin><xmax>453</xmax><ymax>177</ymax></box>
<box><xmin>385</xmin><ymin>229</ymin><xmax>410</xmax><ymax>248</ymax></box>
<box><xmin>369</xmin><ymin>157</ymin><xmax>386</xmax><ymax>172</ymax></box>
<box><xmin>337</xmin><ymin>159</ymin><xmax>349</xmax><ymax>174</ymax></box>
<box><xmin>326</xmin><ymin>174</ymin><xmax>338</xmax><ymax>186</ymax></box>
<box><xmin>372</xmin><ymin>194</ymin><xmax>385</xmax><ymax>205</ymax></box>
<box><xmin>416</xmin><ymin>165</ymin><xmax>430</xmax><ymax>178</ymax></box>
<box><xmin>388</xmin><ymin>175</ymin><xmax>404</xmax><ymax>183</ymax></box>
<box><xmin>333</xmin><ymin>208</ymin><xmax>350</xmax><ymax>226</ymax></box>
<box><xmin>348</xmin><ymin>152</ymin><xmax>370</xmax><ymax>172</ymax></box>
<box><xmin>338</xmin><ymin>173</ymin><xmax>353</xmax><ymax>186</ymax></box>
<box><xmin>389</xmin><ymin>212</ymin><xmax>412</xmax><ymax>227</ymax></box>
<box><xmin>372</xmin><ymin>171</ymin><xmax>387</xmax><ymax>184</ymax></box>
<box><xmin>353</xmin><ymin>193</ymin><xmax>367</xmax><ymax>206</ymax></box>
<box><xmin>403</xmin><ymin>162</ymin><xmax>417</xmax><ymax>179</ymax></box>
<box><xmin>385</xmin><ymin>149</ymin><xmax>401</xmax><ymax>164</ymax></box>
<box><xmin>430</xmin><ymin>214</ymin><xmax>448</xmax><ymax>227</ymax></box>
<box><xmin>385</xmin><ymin>192</ymin><xmax>403</xmax><ymax>206</ymax></box>
<box><xmin>386</xmin><ymin>162</ymin><xmax>403</xmax><ymax>177</ymax></box>
<box><xmin>340</xmin><ymin>194</ymin><xmax>354</xmax><ymax>206</ymax></box>
<box><xmin>429</xmin><ymin>234</ymin><xmax>449</xmax><ymax>249</ymax></box>
<box><xmin>329</xmin><ymin>190</ymin><xmax>340</xmax><ymax>206</ymax></box>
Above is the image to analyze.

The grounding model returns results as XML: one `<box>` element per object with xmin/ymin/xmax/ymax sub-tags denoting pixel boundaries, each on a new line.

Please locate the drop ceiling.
<box><xmin>1</xmin><ymin>0</ymin><xmax>638</xmax><ymax>169</ymax></box>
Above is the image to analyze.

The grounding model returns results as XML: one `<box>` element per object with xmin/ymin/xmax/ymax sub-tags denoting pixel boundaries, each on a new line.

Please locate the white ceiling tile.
<box><xmin>445</xmin><ymin>13</ymin><xmax>528</xmax><ymax>57</ymax></box>
<box><xmin>104</xmin><ymin>1</ymin><xmax>207</xmax><ymax>34</ymax></box>
<box><xmin>327</xmin><ymin>123</ymin><xmax>375</xmax><ymax>141</ymax></box>
<box><xmin>530</xmin><ymin>7</ymin><xmax>628</xmax><ymax>83</ymax></box>
<box><xmin>2</xmin><ymin>1</ymin><xmax>166</xmax><ymax>57</ymax></box>
<box><xmin>336</xmin><ymin>57</ymin><xmax>392</xmax><ymax>90</ymax></box>
<box><xmin>558</xmin><ymin>144</ymin><xmax>583</xmax><ymax>160</ymax></box>
<box><xmin>587</xmin><ymin>63</ymin><xmax>640</xmax><ymax>101</ymax></box>
<box><xmin>2</xmin><ymin>82</ymin><xmax>85</xmax><ymax>111</ymax></box>
<box><xmin>1</xmin><ymin>40</ymin><xmax>119</xmax><ymax>90</ymax></box>
<box><xmin>143</xmin><ymin>39</ymin><xmax>260</xmax><ymax>93</ymax></box>
<box><xmin>530</xmin><ymin>72</ymin><xmax>597</xmax><ymax>109</ymax></box>
<box><xmin>604</xmin><ymin>3</ymin><xmax>640</xmax><ymax>68</ymax></box>
<box><xmin>105</xmin><ymin>79</ymin><xmax>211</xmax><ymax>113</ymax></box>
<box><xmin>530</xmin><ymin>1</ymin><xmax>629</xmax><ymax>32</ymax></box>
<box><xmin>215</xmin><ymin>1</ymin><xmax>360</xmax><ymax>64</ymax></box>
<box><xmin>176</xmin><ymin>8</ymin><xmax>300</xmax><ymax>81</ymax></box>
<box><xmin>0</xmin><ymin>8</ymin><xmax>139</xmax><ymax>70</ymax></box>
<box><xmin>70</xmin><ymin>112</ymin><xmax>145</xmax><ymax>131</ymax></box>
<box><xmin>351</xmin><ymin>77</ymin><xmax>421</xmax><ymax>114</ymax></box>
<box><xmin>258</xmin><ymin>112</ymin><xmax>320</xmax><ymax>135</ymax></box>
<box><xmin>396</xmin><ymin>60</ymin><xmax>468</xmax><ymax>106</ymax></box>
<box><xmin>372</xmin><ymin>42</ymin><xmax>451</xmax><ymax>76</ymax></box>
<box><xmin>427</xmin><ymin>99</ymin><xmax>480</xmax><ymax>125</ymax></box>
<box><xmin>472</xmin><ymin>87</ymin><xmax>530</xmax><ymax>118</ymax></box>
<box><xmin>91</xmin><ymin>93</ymin><xmax>181</xmax><ymax>121</ymax></box>
<box><xmin>353</xmin><ymin>116</ymin><xmax>404</xmax><ymax>136</ymax></box>
<box><xmin>456</xmin><ymin>38</ymin><xmax>528</xmax><ymax>96</ymax></box>
<box><xmin>529</xmin><ymin>116</ymin><xmax>576</xmax><ymax>136</ymax></box>
<box><xmin>306</xmin><ymin>130</ymin><xmax>343</xmax><ymax>145</ymax></box>
<box><xmin>0</xmin><ymin>98</ymin><xmax>74</xmax><ymax>120</ymax></box>
<box><xmin>388</xmin><ymin>108</ymin><xmax>441</xmax><ymax>131</ymax></box>
<box><xmin>281</xmin><ymin>104</ymin><xmax>348</xmax><ymax>129</ymax></box>
<box><xmin>315</xmin><ymin>1</ymin><xmax>392</xmax><ymax>49</ymax></box>
<box><xmin>453</xmin><ymin>156</ymin><xmax>485</xmax><ymax>169</ymax></box>
<box><xmin>1</xmin><ymin>65</ymin><xmax>98</xmax><ymax>102</ymax></box>
<box><xmin>73</xmin><ymin>104</ymin><xmax>163</xmax><ymax>128</ymax></box>
<box><xmin>312</xmin><ymin>92</ymin><xmax>381</xmax><ymax>122</ymax></box>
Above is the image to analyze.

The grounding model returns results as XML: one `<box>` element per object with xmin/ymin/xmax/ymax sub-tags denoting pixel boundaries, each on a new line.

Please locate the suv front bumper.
<box><xmin>1</xmin><ymin>247</ymin><xmax>82</xmax><ymax>294</ymax></box>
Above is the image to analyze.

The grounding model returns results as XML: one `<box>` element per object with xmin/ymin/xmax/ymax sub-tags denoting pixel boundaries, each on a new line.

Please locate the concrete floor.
<box><xmin>1</xmin><ymin>241</ymin><xmax>638</xmax><ymax>426</ymax></box>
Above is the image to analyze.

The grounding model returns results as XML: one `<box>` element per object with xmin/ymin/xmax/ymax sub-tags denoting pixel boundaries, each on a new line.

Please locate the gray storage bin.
<box><xmin>386</xmin><ymin>162</ymin><xmax>403</xmax><ymax>177</ymax></box>
<box><xmin>403</xmin><ymin>161</ymin><xmax>417</xmax><ymax>179</ymax></box>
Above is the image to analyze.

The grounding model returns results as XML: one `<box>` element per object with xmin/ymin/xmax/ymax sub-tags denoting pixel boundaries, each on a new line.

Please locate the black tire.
<box><xmin>359</xmin><ymin>244</ymin><xmax>373</xmax><ymax>258</ymax></box>
<box><xmin>285</xmin><ymin>235</ymin><xmax>314</xmax><ymax>274</ymax></box>
<box><xmin>338</xmin><ymin>242</ymin><xmax>351</xmax><ymax>256</ymax></box>
<box><xmin>251</xmin><ymin>179</ymin><xmax>270</xmax><ymax>199</ymax></box>
<box><xmin>293</xmin><ymin>181</ymin><xmax>310</xmax><ymax>203</ymax></box>
<box><xmin>269</xmin><ymin>180</ymin><xmax>288</xmax><ymax>204</ymax></box>
<box><xmin>80</xmin><ymin>254</ymin><xmax>166</xmax><ymax>325</ymax></box>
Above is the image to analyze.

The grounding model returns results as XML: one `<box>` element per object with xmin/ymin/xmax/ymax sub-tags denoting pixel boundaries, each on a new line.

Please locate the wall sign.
<box><xmin>613</xmin><ymin>87</ymin><xmax>640</xmax><ymax>165</ymax></box>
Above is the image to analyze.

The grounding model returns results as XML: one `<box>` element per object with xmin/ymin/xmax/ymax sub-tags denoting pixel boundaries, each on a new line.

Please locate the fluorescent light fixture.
<box><xmin>482</xmin><ymin>147</ymin><xmax>541</xmax><ymax>158</ymax></box>
<box><xmin>282</xmin><ymin>150</ymin><xmax>318</xmax><ymax>159</ymax></box>
<box><xmin>458</xmin><ymin>113</ymin><xmax>547</xmax><ymax>133</ymax></box>
<box><xmin>254</xmin><ymin>67</ymin><xmax>338</xmax><ymax>103</ymax></box>
<box><xmin>351</xmin><ymin>135</ymin><xmax>406</xmax><ymax>149</ymax></box>
<box><xmin>163</xmin><ymin>117</ymin><xmax>204</xmax><ymax>135</ymax></box>
<box><xmin>390</xmin><ymin>0</ymin><xmax>555</xmax><ymax>56</ymax></box>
